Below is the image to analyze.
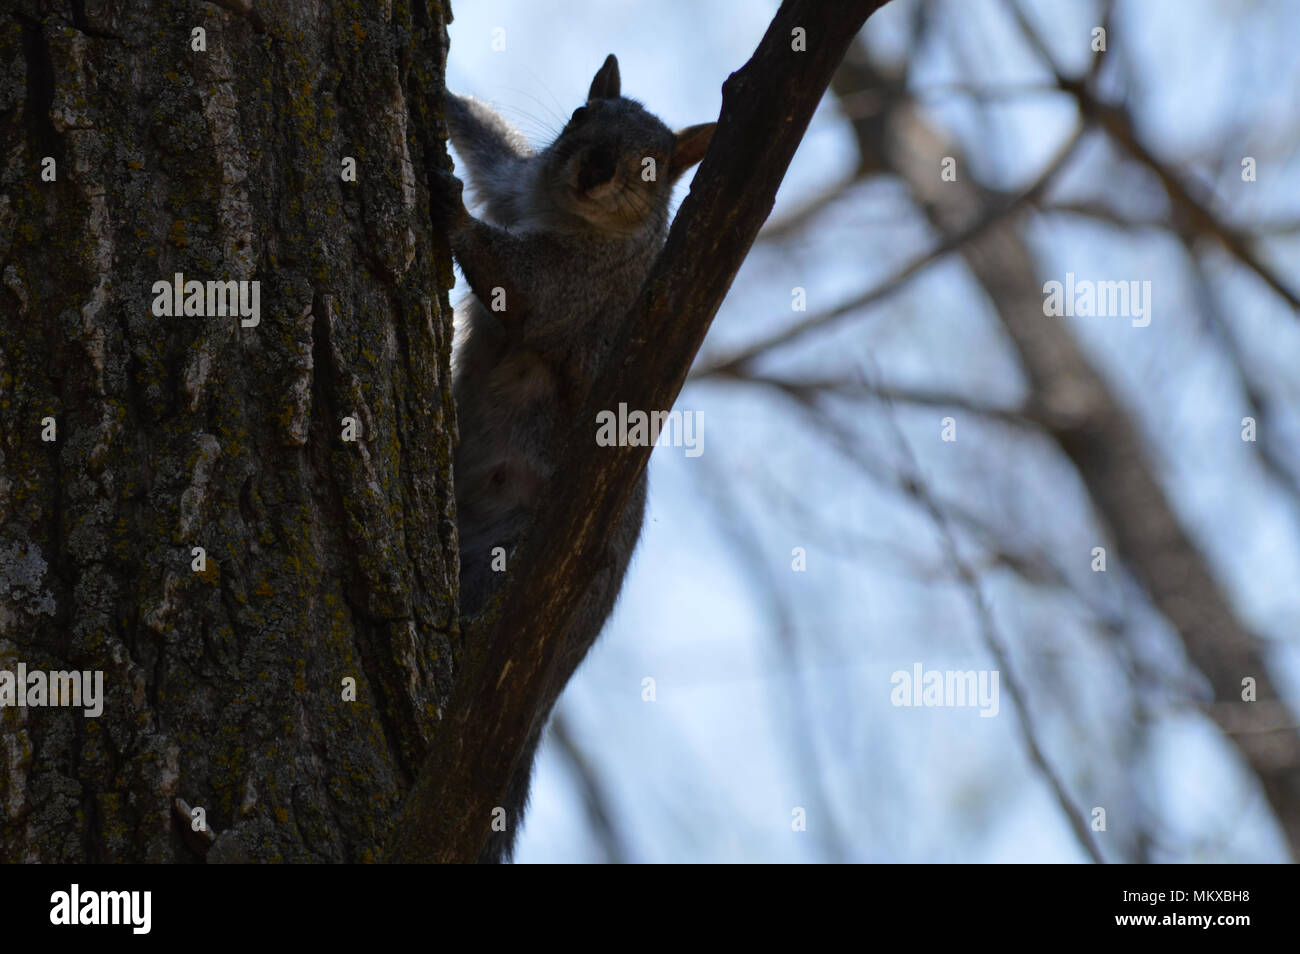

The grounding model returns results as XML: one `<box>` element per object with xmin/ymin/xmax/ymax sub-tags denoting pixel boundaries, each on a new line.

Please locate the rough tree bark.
<box><xmin>1</xmin><ymin>1</ymin><xmax>459</xmax><ymax>862</ymax></box>
<box><xmin>1</xmin><ymin>0</ymin><xmax>896</xmax><ymax>865</ymax></box>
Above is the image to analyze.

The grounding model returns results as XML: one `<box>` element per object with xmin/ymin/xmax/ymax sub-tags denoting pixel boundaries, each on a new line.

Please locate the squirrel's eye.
<box><xmin>570</xmin><ymin>106</ymin><xmax>588</xmax><ymax>124</ymax></box>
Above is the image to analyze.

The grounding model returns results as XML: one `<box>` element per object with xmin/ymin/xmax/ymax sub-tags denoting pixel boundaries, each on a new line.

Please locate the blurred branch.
<box><xmin>708</xmin><ymin>372</ymin><xmax>1144</xmax><ymax>634</ymax></box>
<box><xmin>706</xmin><ymin>371</ymin><xmax>1039</xmax><ymax>430</ymax></box>
<box><xmin>1005</xmin><ymin>0</ymin><xmax>1300</xmax><ymax>313</ymax></box>
<box><xmin>760</xmin><ymin>172</ymin><xmax>865</xmax><ymax>242</ymax></box>
<box><xmin>1037</xmin><ymin>200</ymin><xmax>1169</xmax><ymax>232</ymax></box>
<box><xmin>691</xmin><ymin>453</ymin><xmax>851</xmax><ymax>862</ymax></box>
<box><xmin>910</xmin><ymin>81</ymin><xmax>1063</xmax><ymax>100</ymax></box>
<box><xmin>773</xmin><ymin>375</ymin><xmax>1107</xmax><ymax>862</ymax></box>
<box><xmin>718</xmin><ymin>372</ymin><xmax>1190</xmax><ymax>861</ymax></box>
<box><xmin>1181</xmin><ymin>239</ymin><xmax>1300</xmax><ymax>511</ymax></box>
<box><xmin>550</xmin><ymin>714</ymin><xmax>629</xmax><ymax>864</ymax></box>
<box><xmin>866</xmin><ymin>366</ymin><xmax>1107</xmax><ymax>863</ymax></box>
<box><xmin>695</xmin><ymin>120</ymin><xmax>1083</xmax><ymax>379</ymax></box>
<box><xmin>1254</xmin><ymin>219</ymin><xmax>1300</xmax><ymax>236</ymax></box>
<box><xmin>1209</xmin><ymin>701</ymin><xmax>1300</xmax><ymax>736</ymax></box>
<box><xmin>1042</xmin><ymin>201</ymin><xmax>1300</xmax><ymax>240</ymax></box>
<box><xmin>834</xmin><ymin>34</ymin><xmax>1300</xmax><ymax>855</ymax></box>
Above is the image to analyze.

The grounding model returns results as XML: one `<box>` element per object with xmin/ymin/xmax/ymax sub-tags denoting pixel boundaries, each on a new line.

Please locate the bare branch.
<box><xmin>703</xmin><ymin>370</ymin><xmax>1039</xmax><ymax>430</ymax></box>
<box><xmin>772</xmin><ymin>371</ymin><xmax>1107</xmax><ymax>862</ymax></box>
<box><xmin>695</xmin><ymin>119</ymin><xmax>1084</xmax><ymax>378</ymax></box>
<box><xmin>387</xmin><ymin>0</ymin><xmax>897</xmax><ymax>864</ymax></box>
<box><xmin>549</xmin><ymin>714</ymin><xmax>629</xmax><ymax>864</ymax></box>
<box><xmin>1180</xmin><ymin>239</ymin><xmax>1300</xmax><ymax>512</ymax></box>
<box><xmin>759</xmin><ymin>171</ymin><xmax>866</xmax><ymax>242</ymax></box>
<box><xmin>1005</xmin><ymin>0</ymin><xmax>1300</xmax><ymax>313</ymax></box>
<box><xmin>690</xmin><ymin>452</ymin><xmax>851</xmax><ymax>862</ymax></box>
<box><xmin>1036</xmin><ymin>200</ymin><xmax>1170</xmax><ymax>232</ymax></box>
<box><xmin>841</xmin><ymin>33</ymin><xmax>1300</xmax><ymax>854</ymax></box>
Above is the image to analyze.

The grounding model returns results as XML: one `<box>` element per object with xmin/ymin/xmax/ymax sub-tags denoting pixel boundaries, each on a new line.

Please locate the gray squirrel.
<box><xmin>432</xmin><ymin>55</ymin><xmax>715</xmax><ymax>862</ymax></box>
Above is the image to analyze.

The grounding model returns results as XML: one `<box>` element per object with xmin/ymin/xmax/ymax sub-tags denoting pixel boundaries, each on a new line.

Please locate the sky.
<box><xmin>442</xmin><ymin>0</ymin><xmax>1300</xmax><ymax>862</ymax></box>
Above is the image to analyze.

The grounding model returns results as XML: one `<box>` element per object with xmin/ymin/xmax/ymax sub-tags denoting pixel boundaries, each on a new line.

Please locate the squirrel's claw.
<box><xmin>430</xmin><ymin>166</ymin><xmax>469</xmax><ymax>231</ymax></box>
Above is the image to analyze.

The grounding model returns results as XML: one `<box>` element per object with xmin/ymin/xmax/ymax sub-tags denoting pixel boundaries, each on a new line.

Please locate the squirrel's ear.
<box><xmin>667</xmin><ymin>122</ymin><xmax>716</xmax><ymax>182</ymax></box>
<box><xmin>588</xmin><ymin>54</ymin><xmax>620</xmax><ymax>101</ymax></box>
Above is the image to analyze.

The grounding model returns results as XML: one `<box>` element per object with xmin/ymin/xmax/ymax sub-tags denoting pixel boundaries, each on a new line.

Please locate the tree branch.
<box><xmin>550</xmin><ymin>714</ymin><xmax>629</xmax><ymax>864</ymax></box>
<box><xmin>695</xmin><ymin>118</ymin><xmax>1083</xmax><ymax>378</ymax></box>
<box><xmin>702</xmin><ymin>369</ymin><xmax>1039</xmax><ymax>430</ymax></box>
<box><xmin>387</xmin><ymin>0</ymin><xmax>896</xmax><ymax>863</ymax></box>
<box><xmin>1005</xmin><ymin>0</ymin><xmax>1300</xmax><ymax>314</ymax></box>
<box><xmin>838</xmin><ymin>35</ymin><xmax>1300</xmax><ymax>856</ymax></box>
<box><xmin>853</xmin><ymin>364</ymin><xmax>1106</xmax><ymax>863</ymax></box>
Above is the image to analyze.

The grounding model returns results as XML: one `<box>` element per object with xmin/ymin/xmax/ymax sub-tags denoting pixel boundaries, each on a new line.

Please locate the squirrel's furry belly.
<box><xmin>440</xmin><ymin>54</ymin><xmax>715</xmax><ymax>860</ymax></box>
<box><xmin>452</xmin><ymin>303</ymin><xmax>566</xmax><ymax>613</ymax></box>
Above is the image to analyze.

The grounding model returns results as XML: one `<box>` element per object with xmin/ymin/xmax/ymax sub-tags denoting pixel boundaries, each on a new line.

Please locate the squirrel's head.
<box><xmin>541</xmin><ymin>54</ymin><xmax>716</xmax><ymax>236</ymax></box>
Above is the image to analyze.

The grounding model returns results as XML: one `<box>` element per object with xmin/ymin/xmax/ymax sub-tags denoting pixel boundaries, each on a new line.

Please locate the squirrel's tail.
<box><xmin>477</xmin><ymin>726</ymin><xmax>543</xmax><ymax>864</ymax></box>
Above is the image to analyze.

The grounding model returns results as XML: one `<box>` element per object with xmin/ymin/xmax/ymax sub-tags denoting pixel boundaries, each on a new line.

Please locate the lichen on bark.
<box><xmin>0</xmin><ymin>0</ymin><xmax>459</xmax><ymax>862</ymax></box>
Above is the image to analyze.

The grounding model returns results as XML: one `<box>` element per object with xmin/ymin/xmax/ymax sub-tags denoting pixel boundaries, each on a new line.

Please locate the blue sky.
<box><xmin>444</xmin><ymin>0</ymin><xmax>1300</xmax><ymax>862</ymax></box>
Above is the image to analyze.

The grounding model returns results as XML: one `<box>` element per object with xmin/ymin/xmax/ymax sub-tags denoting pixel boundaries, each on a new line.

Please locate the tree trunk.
<box><xmin>0</xmin><ymin>0</ymin><xmax>458</xmax><ymax>862</ymax></box>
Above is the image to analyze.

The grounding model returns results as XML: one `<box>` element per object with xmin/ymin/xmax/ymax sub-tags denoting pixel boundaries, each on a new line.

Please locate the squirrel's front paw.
<box><xmin>430</xmin><ymin>166</ymin><xmax>469</xmax><ymax>231</ymax></box>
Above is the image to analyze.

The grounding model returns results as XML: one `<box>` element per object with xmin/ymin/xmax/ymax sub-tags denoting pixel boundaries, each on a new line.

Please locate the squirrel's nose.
<box><xmin>578</xmin><ymin>146</ymin><xmax>617</xmax><ymax>192</ymax></box>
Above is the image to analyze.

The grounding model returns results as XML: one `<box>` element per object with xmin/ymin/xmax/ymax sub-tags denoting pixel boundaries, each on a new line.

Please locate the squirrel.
<box><xmin>432</xmin><ymin>55</ymin><xmax>715</xmax><ymax>862</ymax></box>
